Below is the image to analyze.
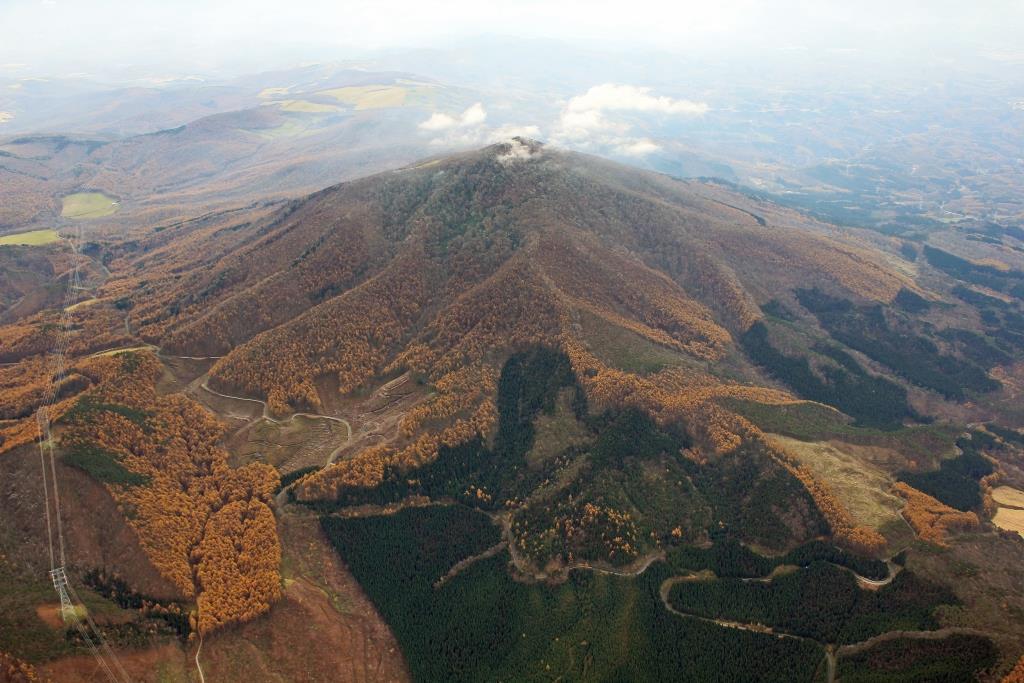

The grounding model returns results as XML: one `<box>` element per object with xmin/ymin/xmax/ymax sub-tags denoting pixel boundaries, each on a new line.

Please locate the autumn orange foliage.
<box><xmin>113</xmin><ymin>151</ymin><xmax>916</xmax><ymax>554</ymax></box>
<box><xmin>65</xmin><ymin>303</ymin><xmax>135</xmax><ymax>356</ymax></box>
<box><xmin>894</xmin><ymin>482</ymin><xmax>980</xmax><ymax>546</ymax></box>
<box><xmin>533</xmin><ymin>232</ymin><xmax>731</xmax><ymax>361</ymax></box>
<box><xmin>0</xmin><ymin>651</ymin><xmax>42</xmax><ymax>683</ymax></box>
<box><xmin>0</xmin><ymin>355</ymin><xmax>53</xmax><ymax>421</ymax></box>
<box><xmin>60</xmin><ymin>352</ymin><xmax>281</xmax><ymax>634</ymax></box>
<box><xmin>1003</xmin><ymin>655</ymin><xmax>1024</xmax><ymax>683</ymax></box>
<box><xmin>0</xmin><ymin>395</ymin><xmax>77</xmax><ymax>457</ymax></box>
<box><xmin>193</xmin><ymin>499</ymin><xmax>281</xmax><ymax>633</ymax></box>
<box><xmin>782</xmin><ymin>461</ymin><xmax>887</xmax><ymax>556</ymax></box>
<box><xmin>0</xmin><ymin>299</ymin><xmax>132</xmax><ymax>366</ymax></box>
<box><xmin>0</xmin><ymin>323</ymin><xmax>54</xmax><ymax>363</ymax></box>
<box><xmin>210</xmin><ymin>250</ymin><xmax>437</xmax><ymax>415</ymax></box>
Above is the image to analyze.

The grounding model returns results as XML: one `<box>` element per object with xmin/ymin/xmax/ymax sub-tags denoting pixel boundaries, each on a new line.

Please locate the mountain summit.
<box><xmin>3</xmin><ymin>140</ymin><xmax>1023</xmax><ymax>682</ymax></box>
<box><xmin>101</xmin><ymin>139</ymin><xmax>934</xmax><ymax>563</ymax></box>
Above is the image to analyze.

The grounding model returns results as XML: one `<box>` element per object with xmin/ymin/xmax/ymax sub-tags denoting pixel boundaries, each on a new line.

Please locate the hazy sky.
<box><xmin>2</xmin><ymin>0</ymin><xmax>1023</xmax><ymax>77</ymax></box>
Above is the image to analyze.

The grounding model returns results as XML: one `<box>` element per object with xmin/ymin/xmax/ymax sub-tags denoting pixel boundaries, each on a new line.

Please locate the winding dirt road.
<box><xmin>197</xmin><ymin>379</ymin><xmax>352</xmax><ymax>461</ymax></box>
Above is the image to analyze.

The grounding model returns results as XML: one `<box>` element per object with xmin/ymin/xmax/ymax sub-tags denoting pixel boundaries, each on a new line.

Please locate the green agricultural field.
<box><xmin>250</xmin><ymin>117</ymin><xmax>317</xmax><ymax>140</ymax></box>
<box><xmin>319</xmin><ymin>85</ymin><xmax>410</xmax><ymax>109</ymax></box>
<box><xmin>275</xmin><ymin>99</ymin><xmax>340</xmax><ymax>113</ymax></box>
<box><xmin>61</xmin><ymin>192</ymin><xmax>119</xmax><ymax>220</ymax></box>
<box><xmin>0</xmin><ymin>229</ymin><xmax>60</xmax><ymax>246</ymax></box>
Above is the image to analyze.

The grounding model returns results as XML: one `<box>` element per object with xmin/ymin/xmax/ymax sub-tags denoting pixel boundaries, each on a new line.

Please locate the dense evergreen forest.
<box><xmin>302</xmin><ymin>347</ymin><xmax>587</xmax><ymax>509</ymax></box>
<box><xmin>297</xmin><ymin>336</ymin><xmax>1006</xmax><ymax>681</ymax></box>
<box><xmin>320</xmin><ymin>505</ymin><xmax>1000</xmax><ymax>681</ymax></box>
<box><xmin>305</xmin><ymin>346</ymin><xmax>825</xmax><ymax>562</ymax></box>
<box><xmin>795</xmin><ymin>288</ymin><xmax>999</xmax><ymax>399</ymax></box>
<box><xmin>740</xmin><ymin>320</ymin><xmax>913</xmax><ymax>429</ymax></box>
<box><xmin>667</xmin><ymin>561</ymin><xmax>957</xmax><ymax>644</ymax></box>
<box><xmin>666</xmin><ymin>538</ymin><xmax>888</xmax><ymax>581</ymax></box>
<box><xmin>836</xmin><ymin>633</ymin><xmax>999</xmax><ymax>683</ymax></box>
<box><xmin>897</xmin><ymin>432</ymin><xmax>995</xmax><ymax>511</ymax></box>
<box><xmin>320</xmin><ymin>506</ymin><xmax>826</xmax><ymax>682</ymax></box>
<box><xmin>923</xmin><ymin>245</ymin><xmax>1024</xmax><ymax>297</ymax></box>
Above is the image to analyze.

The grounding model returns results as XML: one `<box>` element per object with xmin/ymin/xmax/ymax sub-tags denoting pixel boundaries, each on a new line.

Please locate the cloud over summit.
<box><xmin>555</xmin><ymin>83</ymin><xmax>708</xmax><ymax>156</ymax></box>
<box><xmin>418</xmin><ymin>103</ymin><xmax>539</xmax><ymax>147</ymax></box>
<box><xmin>566</xmin><ymin>84</ymin><xmax>709</xmax><ymax>116</ymax></box>
<box><xmin>418</xmin><ymin>102</ymin><xmax>487</xmax><ymax>131</ymax></box>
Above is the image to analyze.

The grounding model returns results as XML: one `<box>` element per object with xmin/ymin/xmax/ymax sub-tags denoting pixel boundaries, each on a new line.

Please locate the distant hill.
<box><xmin>0</xmin><ymin>69</ymin><xmax>481</xmax><ymax>229</ymax></box>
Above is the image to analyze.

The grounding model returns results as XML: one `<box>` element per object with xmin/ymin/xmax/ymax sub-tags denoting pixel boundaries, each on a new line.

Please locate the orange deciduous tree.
<box><xmin>894</xmin><ymin>482</ymin><xmax>980</xmax><ymax>546</ymax></box>
<box><xmin>0</xmin><ymin>651</ymin><xmax>43</xmax><ymax>683</ymax></box>
<box><xmin>60</xmin><ymin>352</ymin><xmax>282</xmax><ymax>634</ymax></box>
<box><xmin>1003</xmin><ymin>655</ymin><xmax>1024</xmax><ymax>683</ymax></box>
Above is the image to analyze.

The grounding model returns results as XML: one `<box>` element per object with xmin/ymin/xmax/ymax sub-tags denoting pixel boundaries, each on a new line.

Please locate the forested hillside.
<box><xmin>2</xmin><ymin>139</ymin><xmax>1024</xmax><ymax>681</ymax></box>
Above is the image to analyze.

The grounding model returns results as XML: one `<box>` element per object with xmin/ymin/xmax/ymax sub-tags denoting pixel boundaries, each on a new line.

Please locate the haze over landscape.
<box><xmin>1</xmin><ymin>1</ymin><xmax>1024</xmax><ymax>682</ymax></box>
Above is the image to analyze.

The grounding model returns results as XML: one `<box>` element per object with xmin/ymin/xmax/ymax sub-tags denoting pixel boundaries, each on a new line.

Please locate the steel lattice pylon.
<box><xmin>49</xmin><ymin>567</ymin><xmax>77</xmax><ymax>621</ymax></box>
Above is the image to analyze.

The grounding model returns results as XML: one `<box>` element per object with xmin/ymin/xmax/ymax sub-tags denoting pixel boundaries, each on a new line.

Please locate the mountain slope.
<box><xmin>140</xmin><ymin>139</ymin><xmax>910</xmax><ymax>374</ymax></box>
<box><xmin>96</xmin><ymin>139</ymin><xmax>942</xmax><ymax>561</ymax></box>
<box><xmin>4</xmin><ymin>139</ymin><xmax>1024</xmax><ymax>680</ymax></box>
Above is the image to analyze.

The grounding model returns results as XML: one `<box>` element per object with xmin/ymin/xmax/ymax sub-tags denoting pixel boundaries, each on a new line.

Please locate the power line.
<box><xmin>33</xmin><ymin>222</ymin><xmax>131</xmax><ymax>683</ymax></box>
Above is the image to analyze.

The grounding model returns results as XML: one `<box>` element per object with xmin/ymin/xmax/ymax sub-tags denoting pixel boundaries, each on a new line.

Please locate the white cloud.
<box><xmin>614</xmin><ymin>138</ymin><xmax>660</xmax><ymax>156</ymax></box>
<box><xmin>566</xmin><ymin>84</ymin><xmax>708</xmax><ymax>116</ymax></box>
<box><xmin>418</xmin><ymin>112</ymin><xmax>459</xmax><ymax>131</ymax></box>
<box><xmin>556</xmin><ymin>108</ymin><xmax>629</xmax><ymax>141</ymax></box>
<box><xmin>552</xmin><ymin>83</ymin><xmax>706</xmax><ymax>157</ymax></box>
<box><xmin>460</xmin><ymin>102</ymin><xmax>487</xmax><ymax>126</ymax></box>
<box><xmin>419</xmin><ymin>102</ymin><xmax>541</xmax><ymax>149</ymax></box>
<box><xmin>418</xmin><ymin>102</ymin><xmax>487</xmax><ymax>131</ymax></box>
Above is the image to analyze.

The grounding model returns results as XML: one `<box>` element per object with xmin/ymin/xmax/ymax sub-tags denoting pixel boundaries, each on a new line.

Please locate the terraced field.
<box><xmin>992</xmin><ymin>486</ymin><xmax>1024</xmax><ymax>537</ymax></box>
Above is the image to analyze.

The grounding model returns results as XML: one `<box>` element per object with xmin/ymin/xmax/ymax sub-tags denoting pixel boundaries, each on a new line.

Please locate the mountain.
<box><xmin>2</xmin><ymin>140</ymin><xmax>1024</xmax><ymax>681</ymax></box>
<box><xmin>0</xmin><ymin>69</ymin><xmax>483</xmax><ymax>230</ymax></box>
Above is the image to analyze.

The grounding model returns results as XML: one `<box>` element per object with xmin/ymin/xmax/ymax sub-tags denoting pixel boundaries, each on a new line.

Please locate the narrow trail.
<box><xmin>196</xmin><ymin>380</ymin><xmax>353</xmax><ymax>464</ymax></box>
<box><xmin>735</xmin><ymin>559</ymin><xmax>897</xmax><ymax>589</ymax></box>
<box><xmin>834</xmin><ymin>626</ymin><xmax>990</xmax><ymax>657</ymax></box>
<box><xmin>86</xmin><ymin>332</ymin><xmax>356</xmax><ymax>463</ymax></box>
<box><xmin>853</xmin><ymin>559</ymin><xmax>899</xmax><ymax>589</ymax></box>
<box><xmin>194</xmin><ymin>633</ymin><xmax>205</xmax><ymax>683</ymax></box>
<box><xmin>658</xmin><ymin>576</ymin><xmax>795</xmax><ymax>638</ymax></box>
<box><xmin>658</xmin><ymin>574</ymin><xmax>987</xmax><ymax>683</ymax></box>
<box><xmin>199</xmin><ymin>380</ymin><xmax>350</xmax><ymax>429</ymax></box>
<box><xmin>560</xmin><ymin>551</ymin><xmax>666</xmax><ymax>579</ymax></box>
<box><xmin>494</xmin><ymin>511</ymin><xmax>665</xmax><ymax>582</ymax></box>
<box><xmin>434</xmin><ymin>541</ymin><xmax>508</xmax><ymax>588</ymax></box>
<box><xmin>163</xmin><ymin>353</ymin><xmax>224</xmax><ymax>361</ymax></box>
<box><xmin>28</xmin><ymin>221</ymin><xmax>132</xmax><ymax>682</ymax></box>
<box><xmin>111</xmin><ymin>297</ymin><xmax>976</xmax><ymax>683</ymax></box>
<box><xmin>660</xmin><ymin>575</ymin><xmax>833</xmax><ymax>683</ymax></box>
<box><xmin>108</xmin><ymin>325</ymin><xmax>357</xmax><ymax>503</ymax></box>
